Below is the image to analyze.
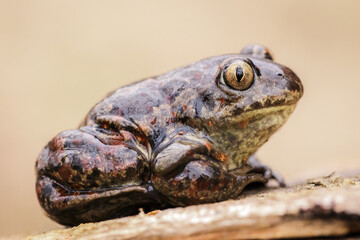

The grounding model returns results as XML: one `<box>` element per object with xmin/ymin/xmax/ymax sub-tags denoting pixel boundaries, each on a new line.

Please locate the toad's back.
<box><xmin>82</xmin><ymin>55</ymin><xmax>224</xmax><ymax>134</ymax></box>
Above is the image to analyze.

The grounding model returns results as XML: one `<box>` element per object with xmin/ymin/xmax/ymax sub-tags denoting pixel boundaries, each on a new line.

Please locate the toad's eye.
<box><xmin>222</xmin><ymin>61</ymin><xmax>254</xmax><ymax>90</ymax></box>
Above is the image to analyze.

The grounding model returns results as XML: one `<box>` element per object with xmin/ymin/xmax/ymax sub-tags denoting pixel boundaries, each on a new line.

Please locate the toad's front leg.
<box><xmin>150</xmin><ymin>127</ymin><xmax>267</xmax><ymax>206</ymax></box>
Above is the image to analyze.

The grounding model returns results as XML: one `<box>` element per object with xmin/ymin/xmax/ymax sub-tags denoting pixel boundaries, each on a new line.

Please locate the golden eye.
<box><xmin>223</xmin><ymin>61</ymin><xmax>254</xmax><ymax>90</ymax></box>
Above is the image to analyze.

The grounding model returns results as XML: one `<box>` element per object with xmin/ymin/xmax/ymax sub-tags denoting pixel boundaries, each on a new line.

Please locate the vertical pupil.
<box><xmin>235</xmin><ymin>67</ymin><xmax>244</xmax><ymax>82</ymax></box>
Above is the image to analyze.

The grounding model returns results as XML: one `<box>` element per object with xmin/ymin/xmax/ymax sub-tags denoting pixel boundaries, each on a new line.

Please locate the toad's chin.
<box><xmin>208</xmin><ymin>104</ymin><xmax>297</xmax><ymax>170</ymax></box>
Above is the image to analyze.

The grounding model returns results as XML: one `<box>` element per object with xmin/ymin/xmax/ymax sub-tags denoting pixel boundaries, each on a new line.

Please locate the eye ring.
<box><xmin>222</xmin><ymin>60</ymin><xmax>254</xmax><ymax>91</ymax></box>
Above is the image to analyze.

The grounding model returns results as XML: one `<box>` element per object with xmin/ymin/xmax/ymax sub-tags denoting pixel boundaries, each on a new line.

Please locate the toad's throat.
<box><xmin>209</xmin><ymin>104</ymin><xmax>297</xmax><ymax>170</ymax></box>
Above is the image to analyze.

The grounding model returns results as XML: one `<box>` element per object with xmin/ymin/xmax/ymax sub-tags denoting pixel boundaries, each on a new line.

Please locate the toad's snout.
<box><xmin>282</xmin><ymin>66</ymin><xmax>304</xmax><ymax>101</ymax></box>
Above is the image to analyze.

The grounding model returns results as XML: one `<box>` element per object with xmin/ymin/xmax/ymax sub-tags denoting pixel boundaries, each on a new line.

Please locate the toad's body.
<box><xmin>36</xmin><ymin>44</ymin><xmax>303</xmax><ymax>226</ymax></box>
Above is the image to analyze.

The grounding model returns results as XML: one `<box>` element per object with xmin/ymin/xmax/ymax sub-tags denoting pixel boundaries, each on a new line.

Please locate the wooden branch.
<box><xmin>26</xmin><ymin>174</ymin><xmax>360</xmax><ymax>240</ymax></box>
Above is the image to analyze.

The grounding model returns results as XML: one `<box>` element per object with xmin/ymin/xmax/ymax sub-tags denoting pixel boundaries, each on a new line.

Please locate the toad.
<box><xmin>36</xmin><ymin>44</ymin><xmax>303</xmax><ymax>226</ymax></box>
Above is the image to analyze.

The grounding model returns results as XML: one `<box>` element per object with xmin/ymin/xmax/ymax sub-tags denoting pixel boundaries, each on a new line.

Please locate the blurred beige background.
<box><xmin>1</xmin><ymin>0</ymin><xmax>359</xmax><ymax>236</ymax></box>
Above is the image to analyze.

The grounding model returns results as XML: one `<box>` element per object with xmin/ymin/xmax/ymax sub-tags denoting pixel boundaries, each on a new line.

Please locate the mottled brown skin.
<box><xmin>36</xmin><ymin>44</ymin><xmax>303</xmax><ymax>226</ymax></box>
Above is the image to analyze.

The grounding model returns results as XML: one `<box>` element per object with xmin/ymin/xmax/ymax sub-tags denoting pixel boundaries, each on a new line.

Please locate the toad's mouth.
<box><xmin>229</xmin><ymin>104</ymin><xmax>297</xmax><ymax>126</ymax></box>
